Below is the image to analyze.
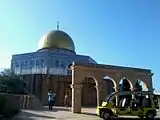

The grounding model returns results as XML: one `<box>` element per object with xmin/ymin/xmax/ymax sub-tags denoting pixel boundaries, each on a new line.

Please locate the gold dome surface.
<box><xmin>38</xmin><ymin>30</ymin><xmax>75</xmax><ymax>51</ymax></box>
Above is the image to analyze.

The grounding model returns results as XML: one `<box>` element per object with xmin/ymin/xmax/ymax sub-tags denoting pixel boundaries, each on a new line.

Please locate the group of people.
<box><xmin>48</xmin><ymin>90</ymin><xmax>70</xmax><ymax>110</ymax></box>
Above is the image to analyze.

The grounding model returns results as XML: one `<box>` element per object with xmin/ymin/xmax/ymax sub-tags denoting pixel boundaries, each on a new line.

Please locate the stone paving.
<box><xmin>13</xmin><ymin>107</ymin><xmax>160</xmax><ymax>120</ymax></box>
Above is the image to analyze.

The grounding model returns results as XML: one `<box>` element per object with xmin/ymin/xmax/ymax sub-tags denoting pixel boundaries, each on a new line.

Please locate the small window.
<box><xmin>41</xmin><ymin>59</ymin><xmax>44</xmax><ymax>67</ymax></box>
<box><xmin>49</xmin><ymin>59</ymin><xmax>53</xmax><ymax>66</ymax></box>
<box><xmin>21</xmin><ymin>61</ymin><xmax>25</xmax><ymax>67</ymax></box>
<box><xmin>30</xmin><ymin>60</ymin><xmax>35</xmax><ymax>66</ymax></box>
<box><xmin>61</xmin><ymin>64</ymin><xmax>64</xmax><ymax>68</ymax></box>
<box><xmin>36</xmin><ymin>60</ymin><xmax>40</xmax><ymax>67</ymax></box>
<box><xmin>55</xmin><ymin>60</ymin><xmax>59</xmax><ymax>67</ymax></box>
<box><xmin>61</xmin><ymin>61</ymin><xmax>66</xmax><ymax>69</ymax></box>
<box><xmin>15</xmin><ymin>62</ymin><xmax>20</xmax><ymax>68</ymax></box>
<box><xmin>24</xmin><ymin>60</ymin><xmax>28</xmax><ymax>67</ymax></box>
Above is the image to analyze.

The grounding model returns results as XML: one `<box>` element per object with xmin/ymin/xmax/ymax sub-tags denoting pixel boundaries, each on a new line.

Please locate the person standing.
<box><xmin>48</xmin><ymin>91</ymin><xmax>54</xmax><ymax>110</ymax></box>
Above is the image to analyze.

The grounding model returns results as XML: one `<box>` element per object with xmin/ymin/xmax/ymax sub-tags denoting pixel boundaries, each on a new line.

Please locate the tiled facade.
<box><xmin>11</xmin><ymin>48</ymin><xmax>101</xmax><ymax>106</ymax></box>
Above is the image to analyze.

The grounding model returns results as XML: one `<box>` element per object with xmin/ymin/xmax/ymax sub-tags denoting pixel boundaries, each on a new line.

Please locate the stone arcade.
<box><xmin>70</xmin><ymin>62</ymin><xmax>153</xmax><ymax>113</ymax></box>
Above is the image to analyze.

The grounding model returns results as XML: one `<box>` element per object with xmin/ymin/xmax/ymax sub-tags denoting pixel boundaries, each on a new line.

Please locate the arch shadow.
<box><xmin>81</xmin><ymin>77</ymin><xmax>97</xmax><ymax>107</ymax></box>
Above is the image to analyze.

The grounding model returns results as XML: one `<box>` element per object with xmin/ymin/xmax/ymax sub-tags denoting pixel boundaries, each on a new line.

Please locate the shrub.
<box><xmin>0</xmin><ymin>75</ymin><xmax>28</xmax><ymax>95</ymax></box>
<box><xmin>0</xmin><ymin>95</ymin><xmax>20</xmax><ymax>119</ymax></box>
<box><xmin>0</xmin><ymin>95</ymin><xmax>6</xmax><ymax>115</ymax></box>
<box><xmin>0</xmin><ymin>73</ymin><xmax>28</xmax><ymax>119</ymax></box>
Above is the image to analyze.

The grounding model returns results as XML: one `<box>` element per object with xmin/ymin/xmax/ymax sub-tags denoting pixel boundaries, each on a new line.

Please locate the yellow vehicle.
<box><xmin>97</xmin><ymin>91</ymin><xmax>157</xmax><ymax>120</ymax></box>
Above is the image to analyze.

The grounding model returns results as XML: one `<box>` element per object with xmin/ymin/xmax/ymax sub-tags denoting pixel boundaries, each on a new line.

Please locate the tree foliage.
<box><xmin>0</xmin><ymin>69</ymin><xmax>28</xmax><ymax>94</ymax></box>
<box><xmin>0</xmin><ymin>69</ymin><xmax>27</xmax><ymax>118</ymax></box>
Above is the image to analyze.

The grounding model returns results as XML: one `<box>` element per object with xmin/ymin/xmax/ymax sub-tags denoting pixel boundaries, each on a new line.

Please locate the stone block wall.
<box><xmin>0</xmin><ymin>93</ymin><xmax>42</xmax><ymax>110</ymax></box>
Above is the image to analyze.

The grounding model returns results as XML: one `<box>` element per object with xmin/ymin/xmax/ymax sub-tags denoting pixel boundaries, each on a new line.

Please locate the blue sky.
<box><xmin>0</xmin><ymin>0</ymin><xmax>159</xmax><ymax>88</ymax></box>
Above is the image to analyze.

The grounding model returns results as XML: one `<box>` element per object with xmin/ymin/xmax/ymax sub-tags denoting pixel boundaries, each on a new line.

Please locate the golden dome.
<box><xmin>38</xmin><ymin>30</ymin><xmax>75</xmax><ymax>52</ymax></box>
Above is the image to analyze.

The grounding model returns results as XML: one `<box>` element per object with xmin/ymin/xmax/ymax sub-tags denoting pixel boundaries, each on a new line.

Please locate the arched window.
<box><xmin>61</xmin><ymin>61</ymin><xmax>65</xmax><ymax>69</ymax></box>
<box><xmin>41</xmin><ymin>58</ymin><xmax>45</xmax><ymax>67</ymax></box>
<box><xmin>24</xmin><ymin>60</ymin><xmax>28</xmax><ymax>67</ymax></box>
<box><xmin>21</xmin><ymin>61</ymin><xmax>25</xmax><ymax>68</ymax></box>
<box><xmin>30</xmin><ymin>60</ymin><xmax>35</xmax><ymax>66</ymax></box>
<box><xmin>36</xmin><ymin>60</ymin><xmax>40</xmax><ymax>67</ymax></box>
<box><xmin>61</xmin><ymin>63</ymin><xmax>64</xmax><ymax>68</ymax></box>
<box><xmin>49</xmin><ymin>59</ymin><xmax>53</xmax><ymax>67</ymax></box>
<box><xmin>55</xmin><ymin>60</ymin><xmax>59</xmax><ymax>68</ymax></box>
<box><xmin>15</xmin><ymin>62</ymin><xmax>20</xmax><ymax>68</ymax></box>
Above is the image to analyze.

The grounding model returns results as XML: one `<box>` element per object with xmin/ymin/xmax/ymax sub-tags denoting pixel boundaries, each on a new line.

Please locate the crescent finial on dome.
<box><xmin>57</xmin><ymin>21</ymin><xmax>59</xmax><ymax>30</ymax></box>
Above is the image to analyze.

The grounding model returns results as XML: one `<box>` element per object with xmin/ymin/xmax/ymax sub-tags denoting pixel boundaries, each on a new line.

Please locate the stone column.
<box><xmin>95</xmin><ymin>85</ymin><xmax>100</xmax><ymax>106</ymax></box>
<box><xmin>114</xmin><ymin>86</ymin><xmax>119</xmax><ymax>106</ymax></box>
<box><xmin>70</xmin><ymin>84</ymin><xmax>83</xmax><ymax>113</ymax></box>
<box><xmin>113</xmin><ymin>74</ymin><xmax>120</xmax><ymax>106</ymax></box>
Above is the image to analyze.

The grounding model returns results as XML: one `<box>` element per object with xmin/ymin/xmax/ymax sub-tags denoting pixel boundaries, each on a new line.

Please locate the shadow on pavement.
<box><xmin>82</xmin><ymin>112</ymin><xmax>160</xmax><ymax>120</ymax></box>
<box><xmin>112</xmin><ymin>117</ymin><xmax>160</xmax><ymax>120</ymax></box>
<box><xmin>81</xmin><ymin>112</ymin><xmax>140</xmax><ymax>119</ymax></box>
<box><xmin>55</xmin><ymin>107</ymin><xmax>71</xmax><ymax>111</ymax></box>
<box><xmin>34</xmin><ymin>106</ymin><xmax>71</xmax><ymax>112</ymax></box>
<box><xmin>41</xmin><ymin>106</ymin><xmax>71</xmax><ymax>112</ymax></box>
<box><xmin>13</xmin><ymin>110</ymin><xmax>55</xmax><ymax>120</ymax></box>
<box><xmin>112</xmin><ymin>118</ymin><xmax>160</xmax><ymax>120</ymax></box>
<box><xmin>82</xmin><ymin>112</ymin><xmax>98</xmax><ymax>117</ymax></box>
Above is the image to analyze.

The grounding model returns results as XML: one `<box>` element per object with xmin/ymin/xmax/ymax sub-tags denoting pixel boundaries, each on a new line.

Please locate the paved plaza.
<box><xmin>13</xmin><ymin>106</ymin><xmax>160</xmax><ymax>120</ymax></box>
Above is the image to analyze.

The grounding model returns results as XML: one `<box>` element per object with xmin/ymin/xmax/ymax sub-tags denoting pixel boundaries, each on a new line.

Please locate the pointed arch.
<box><xmin>82</xmin><ymin>77</ymin><xmax>97</xmax><ymax>106</ymax></box>
<box><xmin>103</xmin><ymin>76</ymin><xmax>117</xmax><ymax>91</ymax></box>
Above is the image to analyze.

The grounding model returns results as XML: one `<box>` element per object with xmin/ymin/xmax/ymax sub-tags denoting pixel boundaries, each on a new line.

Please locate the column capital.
<box><xmin>70</xmin><ymin>84</ymin><xmax>83</xmax><ymax>89</ymax></box>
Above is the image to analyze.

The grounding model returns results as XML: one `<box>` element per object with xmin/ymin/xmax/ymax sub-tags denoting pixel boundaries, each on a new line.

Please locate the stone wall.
<box><xmin>0</xmin><ymin>93</ymin><xmax>42</xmax><ymax>110</ymax></box>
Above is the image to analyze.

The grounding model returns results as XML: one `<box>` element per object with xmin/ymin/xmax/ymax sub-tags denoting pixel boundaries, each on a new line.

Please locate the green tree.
<box><xmin>0</xmin><ymin>69</ymin><xmax>27</xmax><ymax>119</ymax></box>
<box><xmin>0</xmin><ymin>69</ymin><xmax>28</xmax><ymax>94</ymax></box>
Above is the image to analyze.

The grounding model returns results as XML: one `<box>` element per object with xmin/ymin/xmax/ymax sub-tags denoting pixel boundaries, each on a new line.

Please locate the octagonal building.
<box><xmin>11</xmin><ymin>29</ymin><xmax>99</xmax><ymax>106</ymax></box>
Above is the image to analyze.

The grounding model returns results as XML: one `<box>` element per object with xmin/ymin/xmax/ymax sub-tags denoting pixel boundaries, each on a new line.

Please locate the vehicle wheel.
<box><xmin>146</xmin><ymin>112</ymin><xmax>155</xmax><ymax>120</ymax></box>
<box><xmin>103</xmin><ymin>111</ymin><xmax>111</xmax><ymax>120</ymax></box>
<box><xmin>139</xmin><ymin>116</ymin><xmax>144</xmax><ymax>120</ymax></box>
<box><xmin>100</xmin><ymin>111</ymin><xmax>104</xmax><ymax>118</ymax></box>
<box><xmin>139</xmin><ymin>115</ymin><xmax>144</xmax><ymax>119</ymax></box>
